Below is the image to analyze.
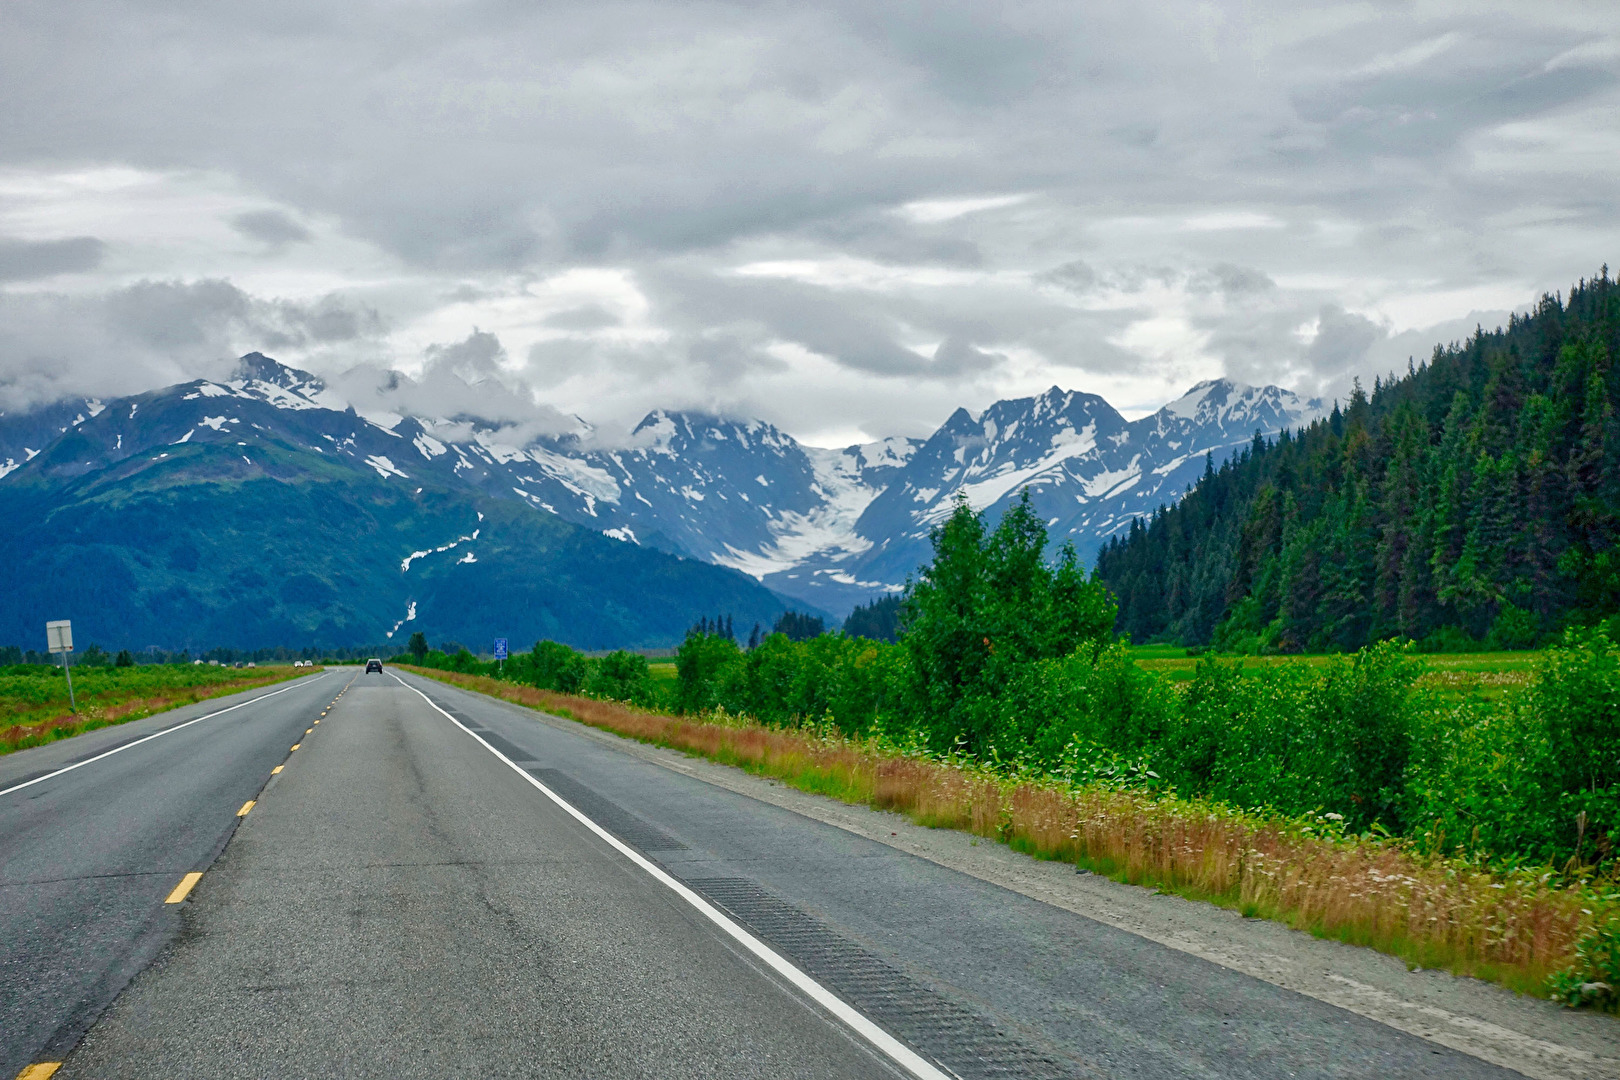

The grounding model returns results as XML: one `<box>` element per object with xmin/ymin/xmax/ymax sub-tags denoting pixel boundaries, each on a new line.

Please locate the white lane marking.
<box><xmin>0</xmin><ymin>673</ymin><xmax>331</xmax><ymax>799</ymax></box>
<box><xmin>390</xmin><ymin>672</ymin><xmax>948</xmax><ymax>1080</ymax></box>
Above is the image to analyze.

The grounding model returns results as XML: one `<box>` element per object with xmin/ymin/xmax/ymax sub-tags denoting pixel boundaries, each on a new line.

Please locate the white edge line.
<box><xmin>0</xmin><ymin>671</ymin><xmax>331</xmax><ymax>798</ymax></box>
<box><xmin>390</xmin><ymin>671</ymin><xmax>949</xmax><ymax>1080</ymax></box>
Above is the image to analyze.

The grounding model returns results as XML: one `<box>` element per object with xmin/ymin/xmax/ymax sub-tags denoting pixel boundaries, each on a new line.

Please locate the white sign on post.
<box><xmin>46</xmin><ymin>619</ymin><xmax>77</xmax><ymax>712</ymax></box>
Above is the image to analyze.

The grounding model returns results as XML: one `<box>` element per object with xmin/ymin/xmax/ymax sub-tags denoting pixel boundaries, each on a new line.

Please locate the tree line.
<box><xmin>1096</xmin><ymin>268</ymin><xmax>1620</xmax><ymax>652</ymax></box>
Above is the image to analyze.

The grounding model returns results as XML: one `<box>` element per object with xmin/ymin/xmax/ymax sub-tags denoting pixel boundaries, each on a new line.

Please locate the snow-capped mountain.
<box><xmin>0</xmin><ymin>355</ymin><xmax>796</xmax><ymax>651</ymax></box>
<box><xmin>802</xmin><ymin>381</ymin><xmax>1320</xmax><ymax>606</ymax></box>
<box><xmin>0</xmin><ymin>354</ymin><xmax>1321</xmax><ymax>620</ymax></box>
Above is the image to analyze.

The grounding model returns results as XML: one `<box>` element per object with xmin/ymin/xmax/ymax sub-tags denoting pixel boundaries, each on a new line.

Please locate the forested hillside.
<box><xmin>1096</xmin><ymin>269</ymin><xmax>1620</xmax><ymax>651</ymax></box>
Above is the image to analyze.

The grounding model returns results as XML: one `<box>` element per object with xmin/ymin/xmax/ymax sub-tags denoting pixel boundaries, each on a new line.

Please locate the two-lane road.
<box><xmin>0</xmin><ymin>666</ymin><xmax>1536</xmax><ymax>1078</ymax></box>
<box><xmin>0</xmin><ymin>668</ymin><xmax>340</xmax><ymax>1076</ymax></box>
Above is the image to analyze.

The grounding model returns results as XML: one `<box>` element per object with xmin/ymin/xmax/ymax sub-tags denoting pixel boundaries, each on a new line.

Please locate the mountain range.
<box><xmin>0</xmin><ymin>354</ymin><xmax>1319</xmax><ymax>651</ymax></box>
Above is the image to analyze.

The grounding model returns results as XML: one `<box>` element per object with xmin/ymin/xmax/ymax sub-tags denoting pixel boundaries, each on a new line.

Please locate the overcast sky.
<box><xmin>1</xmin><ymin>1</ymin><xmax>1616</xmax><ymax>445</ymax></box>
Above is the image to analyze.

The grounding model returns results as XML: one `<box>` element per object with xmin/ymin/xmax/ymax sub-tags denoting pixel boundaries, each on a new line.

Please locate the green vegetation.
<box><xmin>1098</xmin><ymin>268</ymin><xmax>1620</xmax><ymax>653</ymax></box>
<box><xmin>414</xmin><ymin>494</ymin><xmax>1615</xmax><ymax>868</ymax></box>
<box><xmin>1</xmin><ymin>663</ymin><xmax>311</xmax><ymax>754</ymax></box>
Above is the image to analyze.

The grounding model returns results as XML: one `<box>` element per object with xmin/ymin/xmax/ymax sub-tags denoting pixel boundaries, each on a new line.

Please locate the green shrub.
<box><xmin>1548</xmin><ymin>917</ymin><xmax>1620</xmax><ymax>1011</ymax></box>
<box><xmin>675</xmin><ymin>632</ymin><xmax>742</xmax><ymax>713</ymax></box>
<box><xmin>526</xmin><ymin>640</ymin><xmax>589</xmax><ymax>694</ymax></box>
<box><xmin>586</xmin><ymin>650</ymin><xmax>656</xmax><ymax>705</ymax></box>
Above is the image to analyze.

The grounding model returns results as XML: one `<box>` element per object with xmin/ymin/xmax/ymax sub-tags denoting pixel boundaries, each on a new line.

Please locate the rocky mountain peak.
<box><xmin>231</xmin><ymin>352</ymin><xmax>323</xmax><ymax>392</ymax></box>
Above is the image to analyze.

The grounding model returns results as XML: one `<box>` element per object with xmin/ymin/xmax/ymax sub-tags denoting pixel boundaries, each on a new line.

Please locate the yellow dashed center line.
<box><xmin>237</xmin><ymin>800</ymin><xmax>255</xmax><ymax>817</ymax></box>
<box><xmin>16</xmin><ymin>1063</ymin><xmax>62</xmax><ymax>1079</ymax></box>
<box><xmin>290</xmin><ymin>744</ymin><xmax>300</xmax><ymax>751</ymax></box>
<box><xmin>165</xmin><ymin>872</ymin><xmax>203</xmax><ymax>904</ymax></box>
<box><xmin>305</xmin><ymin>728</ymin><xmax>313</xmax><ymax>735</ymax></box>
<box><xmin>271</xmin><ymin>765</ymin><xmax>283</xmax><ymax>775</ymax></box>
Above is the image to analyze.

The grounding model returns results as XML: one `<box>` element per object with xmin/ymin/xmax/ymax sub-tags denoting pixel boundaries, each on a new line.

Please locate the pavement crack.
<box><xmin>0</xmin><ymin>870</ymin><xmax>178</xmax><ymax>888</ymax></box>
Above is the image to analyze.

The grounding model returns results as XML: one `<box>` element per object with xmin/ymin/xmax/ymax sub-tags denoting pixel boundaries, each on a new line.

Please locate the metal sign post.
<box><xmin>493</xmin><ymin>637</ymin><xmax>508</xmax><ymax>676</ymax></box>
<box><xmin>47</xmin><ymin>620</ymin><xmax>76</xmax><ymax>712</ymax></box>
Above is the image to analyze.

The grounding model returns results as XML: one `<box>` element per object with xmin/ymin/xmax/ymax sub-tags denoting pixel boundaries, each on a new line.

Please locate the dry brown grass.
<box><xmin>404</xmin><ymin>664</ymin><xmax>1598</xmax><ymax>997</ymax></box>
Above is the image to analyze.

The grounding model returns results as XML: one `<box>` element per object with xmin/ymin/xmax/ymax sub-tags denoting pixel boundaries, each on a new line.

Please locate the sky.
<box><xmin>0</xmin><ymin>1</ymin><xmax>1616</xmax><ymax>447</ymax></box>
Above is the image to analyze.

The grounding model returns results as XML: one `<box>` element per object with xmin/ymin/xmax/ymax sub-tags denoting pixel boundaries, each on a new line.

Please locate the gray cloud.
<box><xmin>332</xmin><ymin>330</ymin><xmax>582</xmax><ymax>443</ymax></box>
<box><xmin>231</xmin><ymin>209</ymin><xmax>312</xmax><ymax>248</ymax></box>
<box><xmin>0</xmin><ymin>236</ymin><xmax>106</xmax><ymax>282</ymax></box>
<box><xmin>0</xmin><ymin>1</ymin><xmax>1613</xmax><ymax>439</ymax></box>
<box><xmin>0</xmin><ymin>279</ymin><xmax>385</xmax><ymax>411</ymax></box>
<box><xmin>1305</xmin><ymin>305</ymin><xmax>1386</xmax><ymax>385</ymax></box>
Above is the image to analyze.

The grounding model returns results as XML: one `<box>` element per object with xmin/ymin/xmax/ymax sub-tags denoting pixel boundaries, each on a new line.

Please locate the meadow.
<box><xmin>0</xmin><ymin>663</ymin><xmax>313</xmax><ymax>754</ymax></box>
<box><xmin>1127</xmin><ymin>645</ymin><xmax>1538</xmax><ymax>703</ymax></box>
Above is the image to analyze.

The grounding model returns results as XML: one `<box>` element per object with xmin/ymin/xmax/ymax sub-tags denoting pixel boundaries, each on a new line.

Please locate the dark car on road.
<box><xmin>365</xmin><ymin>659</ymin><xmax>383</xmax><ymax>673</ymax></box>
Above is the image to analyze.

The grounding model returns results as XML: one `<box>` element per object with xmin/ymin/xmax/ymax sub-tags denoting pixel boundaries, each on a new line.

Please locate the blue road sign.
<box><xmin>493</xmin><ymin>638</ymin><xmax>508</xmax><ymax>660</ymax></box>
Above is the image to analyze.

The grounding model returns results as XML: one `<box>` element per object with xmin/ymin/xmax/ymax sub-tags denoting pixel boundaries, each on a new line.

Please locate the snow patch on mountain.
<box><xmin>364</xmin><ymin>455</ymin><xmax>408</xmax><ymax>479</ymax></box>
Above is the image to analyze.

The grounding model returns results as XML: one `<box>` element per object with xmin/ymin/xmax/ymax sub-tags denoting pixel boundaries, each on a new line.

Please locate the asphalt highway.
<box><xmin>0</xmin><ymin>668</ymin><xmax>338</xmax><ymax>1078</ymax></box>
<box><xmin>5</xmin><ymin>667</ymin><xmax>1527</xmax><ymax>1078</ymax></box>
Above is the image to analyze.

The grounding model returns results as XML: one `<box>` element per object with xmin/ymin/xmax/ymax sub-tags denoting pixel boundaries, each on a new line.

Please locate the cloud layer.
<box><xmin>0</xmin><ymin>1</ymin><xmax>1615</xmax><ymax>440</ymax></box>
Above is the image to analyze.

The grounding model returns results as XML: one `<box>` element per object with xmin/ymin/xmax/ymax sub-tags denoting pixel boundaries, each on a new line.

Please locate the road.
<box><xmin>0</xmin><ymin>668</ymin><xmax>338</xmax><ymax>1078</ymax></box>
<box><xmin>3</xmin><ymin>667</ymin><xmax>1526</xmax><ymax>1078</ymax></box>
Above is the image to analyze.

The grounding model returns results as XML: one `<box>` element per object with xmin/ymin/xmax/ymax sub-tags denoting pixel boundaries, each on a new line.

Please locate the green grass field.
<box><xmin>1</xmin><ymin>663</ymin><xmax>311</xmax><ymax>753</ymax></box>
<box><xmin>647</xmin><ymin>645</ymin><xmax>1538</xmax><ymax>701</ymax></box>
<box><xmin>1126</xmin><ymin>645</ymin><xmax>1539</xmax><ymax>702</ymax></box>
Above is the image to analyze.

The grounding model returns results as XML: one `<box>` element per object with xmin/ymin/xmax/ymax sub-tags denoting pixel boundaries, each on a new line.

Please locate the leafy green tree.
<box><xmin>527</xmin><ymin>640</ymin><xmax>588</xmax><ymax>693</ymax></box>
<box><xmin>586</xmin><ymin>650</ymin><xmax>654</xmax><ymax>704</ymax></box>
<box><xmin>675</xmin><ymin>631</ymin><xmax>742</xmax><ymax>713</ymax></box>
<box><xmin>115</xmin><ymin>649</ymin><xmax>135</xmax><ymax>667</ymax></box>
<box><xmin>902</xmin><ymin>490</ymin><xmax>1117</xmax><ymax>752</ymax></box>
<box><xmin>406</xmin><ymin>631</ymin><xmax>428</xmax><ymax>660</ymax></box>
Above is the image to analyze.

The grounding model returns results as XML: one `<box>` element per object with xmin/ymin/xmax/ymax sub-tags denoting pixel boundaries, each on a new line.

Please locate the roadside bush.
<box><xmin>523</xmin><ymin>640</ymin><xmax>589</xmax><ymax>694</ymax></box>
<box><xmin>675</xmin><ymin>631</ymin><xmax>742</xmax><ymax>713</ymax></box>
<box><xmin>705</xmin><ymin>631</ymin><xmax>908</xmax><ymax>733</ymax></box>
<box><xmin>1409</xmin><ymin>628</ymin><xmax>1620</xmax><ymax>867</ymax></box>
<box><xmin>994</xmin><ymin>641</ymin><xmax>1174</xmax><ymax>767</ymax></box>
<box><xmin>1549</xmin><ymin>917</ymin><xmax>1620</xmax><ymax>1011</ymax></box>
<box><xmin>585</xmin><ymin>650</ymin><xmax>657</xmax><ymax>706</ymax></box>
<box><xmin>1407</xmin><ymin>696</ymin><xmax>1555</xmax><ymax>863</ymax></box>
<box><xmin>1182</xmin><ymin>642</ymin><xmax>1422</xmax><ymax>831</ymax></box>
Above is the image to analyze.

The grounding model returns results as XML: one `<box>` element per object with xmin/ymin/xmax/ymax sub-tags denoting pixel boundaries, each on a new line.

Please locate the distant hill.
<box><xmin>1096</xmin><ymin>268</ymin><xmax>1620</xmax><ymax>651</ymax></box>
